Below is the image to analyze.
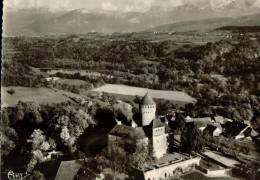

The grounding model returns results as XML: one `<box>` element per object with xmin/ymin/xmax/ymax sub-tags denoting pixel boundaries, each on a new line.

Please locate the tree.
<box><xmin>111</xmin><ymin>142</ymin><xmax>128</xmax><ymax>172</ymax></box>
<box><xmin>181</xmin><ymin>123</ymin><xmax>205</xmax><ymax>153</ymax></box>
<box><xmin>172</xmin><ymin>113</ymin><xmax>186</xmax><ymax>133</ymax></box>
<box><xmin>28</xmin><ymin>129</ymin><xmax>49</xmax><ymax>151</ymax></box>
<box><xmin>49</xmin><ymin>105</ymin><xmax>93</xmax><ymax>152</ymax></box>
<box><xmin>113</xmin><ymin>101</ymin><xmax>133</xmax><ymax>122</ymax></box>
<box><xmin>128</xmin><ymin>142</ymin><xmax>152</xmax><ymax>169</ymax></box>
<box><xmin>167</xmin><ymin>132</ymin><xmax>175</xmax><ymax>153</ymax></box>
<box><xmin>134</xmin><ymin>95</ymin><xmax>142</xmax><ymax>104</ymax></box>
<box><xmin>7</xmin><ymin>88</ymin><xmax>15</xmax><ymax>95</ymax></box>
<box><xmin>0</xmin><ymin>127</ymin><xmax>18</xmax><ymax>160</ymax></box>
<box><xmin>26</xmin><ymin>129</ymin><xmax>56</xmax><ymax>171</ymax></box>
<box><xmin>251</xmin><ymin>112</ymin><xmax>260</xmax><ymax>133</ymax></box>
<box><xmin>71</xmin><ymin>85</ymin><xmax>80</xmax><ymax>94</ymax></box>
<box><xmin>60</xmin><ymin>126</ymin><xmax>76</xmax><ymax>152</ymax></box>
<box><xmin>16</xmin><ymin>101</ymin><xmax>43</xmax><ymax>124</ymax></box>
<box><xmin>1</xmin><ymin>108</ymin><xmax>10</xmax><ymax>127</ymax></box>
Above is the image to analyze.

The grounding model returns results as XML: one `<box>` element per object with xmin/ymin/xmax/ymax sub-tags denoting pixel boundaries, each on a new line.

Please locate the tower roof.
<box><xmin>141</xmin><ymin>92</ymin><xmax>156</xmax><ymax>105</ymax></box>
<box><xmin>152</xmin><ymin>118</ymin><xmax>165</xmax><ymax>128</ymax></box>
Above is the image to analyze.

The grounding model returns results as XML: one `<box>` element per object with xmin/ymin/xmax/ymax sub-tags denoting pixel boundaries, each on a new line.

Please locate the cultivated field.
<box><xmin>92</xmin><ymin>84</ymin><xmax>197</xmax><ymax>104</ymax></box>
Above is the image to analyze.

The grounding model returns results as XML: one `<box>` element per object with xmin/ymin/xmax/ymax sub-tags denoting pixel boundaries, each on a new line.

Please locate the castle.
<box><xmin>108</xmin><ymin>92</ymin><xmax>168</xmax><ymax>159</ymax></box>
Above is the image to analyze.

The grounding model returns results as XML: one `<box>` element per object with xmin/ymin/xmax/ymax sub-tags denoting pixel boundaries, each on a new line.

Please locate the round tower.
<box><xmin>140</xmin><ymin>92</ymin><xmax>156</xmax><ymax>126</ymax></box>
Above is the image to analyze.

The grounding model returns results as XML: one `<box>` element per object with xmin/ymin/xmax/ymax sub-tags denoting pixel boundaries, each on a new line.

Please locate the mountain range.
<box><xmin>3</xmin><ymin>0</ymin><xmax>260</xmax><ymax>36</ymax></box>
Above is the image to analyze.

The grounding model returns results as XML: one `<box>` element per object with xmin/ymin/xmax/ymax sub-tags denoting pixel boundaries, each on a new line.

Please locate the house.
<box><xmin>108</xmin><ymin>92</ymin><xmax>168</xmax><ymax>159</ymax></box>
<box><xmin>251</xmin><ymin>129</ymin><xmax>259</xmax><ymax>138</ymax></box>
<box><xmin>186</xmin><ymin>117</ymin><xmax>213</xmax><ymax>124</ymax></box>
<box><xmin>213</xmin><ymin>116</ymin><xmax>226</xmax><ymax>124</ymax></box>
<box><xmin>203</xmin><ymin>125</ymin><xmax>223</xmax><ymax>137</ymax></box>
<box><xmin>46</xmin><ymin>77</ymin><xmax>60</xmax><ymax>82</ymax></box>
<box><xmin>194</xmin><ymin>121</ymin><xmax>208</xmax><ymax>132</ymax></box>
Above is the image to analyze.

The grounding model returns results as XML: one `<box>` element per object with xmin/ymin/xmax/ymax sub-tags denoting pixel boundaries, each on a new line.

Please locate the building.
<box><xmin>203</xmin><ymin>124</ymin><xmax>223</xmax><ymax>137</ymax></box>
<box><xmin>108</xmin><ymin>92</ymin><xmax>168</xmax><ymax>159</ymax></box>
<box><xmin>131</xmin><ymin>153</ymin><xmax>201</xmax><ymax>180</ymax></box>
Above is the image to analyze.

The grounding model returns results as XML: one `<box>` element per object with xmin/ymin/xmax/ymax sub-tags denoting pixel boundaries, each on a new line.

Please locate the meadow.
<box><xmin>1</xmin><ymin>87</ymin><xmax>83</xmax><ymax>107</ymax></box>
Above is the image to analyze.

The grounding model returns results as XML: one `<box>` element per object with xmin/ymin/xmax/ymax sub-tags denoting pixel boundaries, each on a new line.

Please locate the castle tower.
<box><xmin>140</xmin><ymin>92</ymin><xmax>156</xmax><ymax>126</ymax></box>
<box><xmin>151</xmin><ymin>119</ymin><xmax>168</xmax><ymax>159</ymax></box>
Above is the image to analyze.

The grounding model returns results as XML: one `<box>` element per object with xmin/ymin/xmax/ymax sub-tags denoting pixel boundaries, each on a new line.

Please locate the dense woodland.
<box><xmin>1</xmin><ymin>32</ymin><xmax>260</xmax><ymax>179</ymax></box>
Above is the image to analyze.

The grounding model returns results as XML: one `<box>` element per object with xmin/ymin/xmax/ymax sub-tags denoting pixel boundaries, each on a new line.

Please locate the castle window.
<box><xmin>165</xmin><ymin>173</ymin><xmax>167</xmax><ymax>177</ymax></box>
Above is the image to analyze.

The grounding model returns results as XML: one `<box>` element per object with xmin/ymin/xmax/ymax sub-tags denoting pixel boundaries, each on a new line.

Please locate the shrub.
<box><xmin>7</xmin><ymin>88</ymin><xmax>15</xmax><ymax>95</ymax></box>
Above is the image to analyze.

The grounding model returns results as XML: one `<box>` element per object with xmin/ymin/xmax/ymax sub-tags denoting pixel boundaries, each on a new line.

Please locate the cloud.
<box><xmin>128</xmin><ymin>18</ymin><xmax>140</xmax><ymax>24</ymax></box>
<box><xmin>101</xmin><ymin>2</ymin><xmax>118</xmax><ymax>11</ymax></box>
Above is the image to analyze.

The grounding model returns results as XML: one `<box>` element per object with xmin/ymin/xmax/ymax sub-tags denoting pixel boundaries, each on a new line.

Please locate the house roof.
<box><xmin>109</xmin><ymin>125</ymin><xmax>147</xmax><ymax>139</ymax></box>
<box><xmin>191</xmin><ymin>117</ymin><xmax>212</xmax><ymax>123</ymax></box>
<box><xmin>194</xmin><ymin>121</ymin><xmax>208</xmax><ymax>129</ymax></box>
<box><xmin>251</xmin><ymin>129</ymin><xmax>259</xmax><ymax>137</ymax></box>
<box><xmin>152</xmin><ymin>118</ymin><xmax>165</xmax><ymax>128</ymax></box>
<box><xmin>140</xmin><ymin>92</ymin><xmax>156</xmax><ymax>105</ymax></box>
<box><xmin>55</xmin><ymin>160</ymin><xmax>83</xmax><ymax>180</ymax></box>
<box><xmin>213</xmin><ymin>116</ymin><xmax>226</xmax><ymax>124</ymax></box>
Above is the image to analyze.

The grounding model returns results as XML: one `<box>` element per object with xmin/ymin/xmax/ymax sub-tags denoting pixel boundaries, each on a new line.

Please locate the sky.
<box><xmin>4</xmin><ymin>0</ymin><xmax>181</xmax><ymax>12</ymax></box>
<box><xmin>4</xmin><ymin>0</ymin><xmax>260</xmax><ymax>12</ymax></box>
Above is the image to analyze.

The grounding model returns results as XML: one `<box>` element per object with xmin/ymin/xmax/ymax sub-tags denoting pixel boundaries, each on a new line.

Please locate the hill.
<box><xmin>148</xmin><ymin>18</ymin><xmax>234</xmax><ymax>32</ymax></box>
<box><xmin>148</xmin><ymin>13</ymin><xmax>260</xmax><ymax>32</ymax></box>
<box><xmin>216</xmin><ymin>26</ymin><xmax>260</xmax><ymax>32</ymax></box>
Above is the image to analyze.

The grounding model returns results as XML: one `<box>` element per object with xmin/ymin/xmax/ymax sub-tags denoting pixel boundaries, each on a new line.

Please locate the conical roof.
<box><xmin>152</xmin><ymin>118</ymin><xmax>164</xmax><ymax>128</ymax></box>
<box><xmin>140</xmin><ymin>92</ymin><xmax>156</xmax><ymax>105</ymax></box>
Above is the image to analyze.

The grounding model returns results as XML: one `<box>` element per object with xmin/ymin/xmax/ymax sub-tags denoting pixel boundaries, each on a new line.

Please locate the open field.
<box><xmin>1</xmin><ymin>87</ymin><xmax>74</xmax><ymax>107</ymax></box>
<box><xmin>92</xmin><ymin>84</ymin><xmax>196</xmax><ymax>104</ymax></box>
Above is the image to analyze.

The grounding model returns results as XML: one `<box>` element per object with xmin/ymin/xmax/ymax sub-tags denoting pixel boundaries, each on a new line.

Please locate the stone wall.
<box><xmin>143</xmin><ymin>157</ymin><xmax>201</xmax><ymax>180</ymax></box>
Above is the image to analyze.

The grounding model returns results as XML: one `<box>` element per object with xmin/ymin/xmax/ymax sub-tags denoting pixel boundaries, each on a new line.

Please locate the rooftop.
<box><xmin>203</xmin><ymin>151</ymin><xmax>240</xmax><ymax>168</ymax></box>
<box><xmin>141</xmin><ymin>92</ymin><xmax>156</xmax><ymax>105</ymax></box>
<box><xmin>152</xmin><ymin>118</ymin><xmax>165</xmax><ymax>128</ymax></box>
<box><xmin>109</xmin><ymin>124</ymin><xmax>147</xmax><ymax>139</ymax></box>
<box><xmin>222</xmin><ymin>121</ymin><xmax>249</xmax><ymax>137</ymax></box>
<box><xmin>140</xmin><ymin>152</ymin><xmax>192</xmax><ymax>172</ymax></box>
<box><xmin>55</xmin><ymin>159</ymin><xmax>84</xmax><ymax>180</ymax></box>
